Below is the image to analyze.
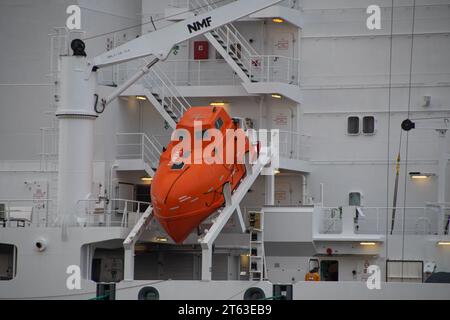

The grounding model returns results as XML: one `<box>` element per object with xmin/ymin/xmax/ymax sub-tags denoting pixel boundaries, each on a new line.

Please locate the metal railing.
<box><xmin>250</xmin><ymin>55</ymin><xmax>300</xmax><ymax>85</ymax></box>
<box><xmin>0</xmin><ymin>198</ymin><xmax>152</xmax><ymax>229</ymax></box>
<box><xmin>39</xmin><ymin>127</ymin><xmax>59</xmax><ymax>170</ymax></box>
<box><xmin>279</xmin><ymin>131</ymin><xmax>311</xmax><ymax>160</ymax></box>
<box><xmin>74</xmin><ymin>198</ymin><xmax>152</xmax><ymax>228</ymax></box>
<box><xmin>169</xmin><ymin>0</ymin><xmax>300</xmax><ymax>10</ymax></box>
<box><xmin>116</xmin><ymin>133</ymin><xmax>163</xmax><ymax>169</ymax></box>
<box><xmin>161</xmin><ymin>59</ymin><xmax>242</xmax><ymax>86</ymax></box>
<box><xmin>190</xmin><ymin>0</ymin><xmax>258</xmax><ymax>78</ymax></box>
<box><xmin>0</xmin><ymin>199</ymin><xmax>55</xmax><ymax>228</ymax></box>
<box><xmin>119</xmin><ymin>59</ymin><xmax>191</xmax><ymax>121</ymax></box>
<box><xmin>159</xmin><ymin>56</ymin><xmax>300</xmax><ymax>86</ymax></box>
<box><xmin>318</xmin><ymin>206</ymin><xmax>450</xmax><ymax>236</ymax></box>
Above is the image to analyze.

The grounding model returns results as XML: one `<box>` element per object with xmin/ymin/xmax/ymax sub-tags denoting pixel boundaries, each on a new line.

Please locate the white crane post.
<box><xmin>56</xmin><ymin>53</ymin><xmax>98</xmax><ymax>225</ymax></box>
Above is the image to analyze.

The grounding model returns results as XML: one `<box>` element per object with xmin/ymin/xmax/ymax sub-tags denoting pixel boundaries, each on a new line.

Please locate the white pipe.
<box><xmin>438</xmin><ymin>130</ymin><xmax>450</xmax><ymax>204</ymax></box>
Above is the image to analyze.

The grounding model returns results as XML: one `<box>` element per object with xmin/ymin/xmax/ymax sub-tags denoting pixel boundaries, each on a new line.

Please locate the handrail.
<box><xmin>126</xmin><ymin>59</ymin><xmax>190</xmax><ymax>120</ymax></box>
<box><xmin>160</xmin><ymin>55</ymin><xmax>300</xmax><ymax>86</ymax></box>
<box><xmin>318</xmin><ymin>206</ymin><xmax>450</xmax><ymax>235</ymax></box>
<box><xmin>0</xmin><ymin>199</ymin><xmax>54</xmax><ymax>228</ymax></box>
<box><xmin>116</xmin><ymin>133</ymin><xmax>162</xmax><ymax>168</ymax></box>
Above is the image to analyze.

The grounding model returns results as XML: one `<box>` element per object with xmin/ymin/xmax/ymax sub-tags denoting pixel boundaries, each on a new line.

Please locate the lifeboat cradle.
<box><xmin>122</xmin><ymin>146</ymin><xmax>274</xmax><ymax>281</ymax></box>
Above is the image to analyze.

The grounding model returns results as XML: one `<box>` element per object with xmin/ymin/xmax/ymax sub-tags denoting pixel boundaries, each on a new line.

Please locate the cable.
<box><xmin>385</xmin><ymin>0</ymin><xmax>395</xmax><ymax>264</ymax></box>
<box><xmin>410</xmin><ymin>116</ymin><xmax>450</xmax><ymax>121</ymax></box>
<box><xmin>225</xmin><ymin>280</ymin><xmax>261</xmax><ymax>300</ymax></box>
<box><xmin>401</xmin><ymin>0</ymin><xmax>417</xmax><ymax>282</ymax></box>
<box><xmin>82</xmin><ymin>0</ymin><xmax>230</xmax><ymax>41</ymax></box>
<box><xmin>4</xmin><ymin>279</ymin><xmax>169</xmax><ymax>300</ymax></box>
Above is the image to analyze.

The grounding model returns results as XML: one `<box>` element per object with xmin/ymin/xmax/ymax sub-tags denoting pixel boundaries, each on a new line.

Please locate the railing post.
<box><xmin>141</xmin><ymin>134</ymin><xmax>145</xmax><ymax>163</ymax></box>
<box><xmin>287</xmin><ymin>58</ymin><xmax>291</xmax><ymax>82</ymax></box>
<box><xmin>198</xmin><ymin>60</ymin><xmax>201</xmax><ymax>86</ymax></box>
<box><xmin>226</xmin><ymin>28</ymin><xmax>230</xmax><ymax>53</ymax></box>
<box><xmin>124</xmin><ymin>201</ymin><xmax>128</xmax><ymax>228</ymax></box>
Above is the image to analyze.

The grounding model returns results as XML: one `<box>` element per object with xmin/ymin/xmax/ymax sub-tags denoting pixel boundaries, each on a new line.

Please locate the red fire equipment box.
<box><xmin>194</xmin><ymin>41</ymin><xmax>209</xmax><ymax>60</ymax></box>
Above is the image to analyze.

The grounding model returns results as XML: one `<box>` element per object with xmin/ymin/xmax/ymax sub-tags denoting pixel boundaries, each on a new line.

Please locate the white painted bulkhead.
<box><xmin>0</xmin><ymin>0</ymin><xmax>449</xmax><ymax>299</ymax></box>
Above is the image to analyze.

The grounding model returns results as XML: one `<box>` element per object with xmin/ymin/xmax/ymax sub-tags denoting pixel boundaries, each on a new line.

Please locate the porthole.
<box><xmin>243</xmin><ymin>287</ymin><xmax>265</xmax><ymax>300</ymax></box>
<box><xmin>347</xmin><ymin>116</ymin><xmax>360</xmax><ymax>135</ymax></box>
<box><xmin>138</xmin><ymin>286</ymin><xmax>160</xmax><ymax>300</ymax></box>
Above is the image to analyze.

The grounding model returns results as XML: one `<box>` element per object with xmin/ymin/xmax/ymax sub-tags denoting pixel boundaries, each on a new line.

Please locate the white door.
<box><xmin>269</xmin><ymin>31</ymin><xmax>295</xmax><ymax>83</ymax></box>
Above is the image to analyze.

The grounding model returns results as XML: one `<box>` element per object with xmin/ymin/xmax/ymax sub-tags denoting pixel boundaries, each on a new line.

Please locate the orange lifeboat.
<box><xmin>151</xmin><ymin>106</ymin><xmax>251</xmax><ymax>243</ymax></box>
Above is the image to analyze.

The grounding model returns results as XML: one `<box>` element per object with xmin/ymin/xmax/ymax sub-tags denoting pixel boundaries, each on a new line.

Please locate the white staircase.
<box><xmin>115</xmin><ymin>133</ymin><xmax>163</xmax><ymax>177</ymax></box>
<box><xmin>122</xmin><ymin>62</ymin><xmax>191</xmax><ymax>129</ymax></box>
<box><xmin>248</xmin><ymin>210</ymin><xmax>267</xmax><ymax>281</ymax></box>
<box><xmin>191</xmin><ymin>0</ymin><xmax>259</xmax><ymax>84</ymax></box>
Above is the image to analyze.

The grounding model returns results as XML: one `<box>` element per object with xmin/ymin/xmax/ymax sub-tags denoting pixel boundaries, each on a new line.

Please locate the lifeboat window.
<box><xmin>171</xmin><ymin>162</ymin><xmax>185</xmax><ymax>170</ymax></box>
<box><xmin>215</xmin><ymin>118</ymin><xmax>224</xmax><ymax>130</ymax></box>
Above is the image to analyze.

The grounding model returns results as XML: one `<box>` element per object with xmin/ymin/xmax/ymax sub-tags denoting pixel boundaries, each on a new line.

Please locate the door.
<box><xmin>269</xmin><ymin>31</ymin><xmax>295</xmax><ymax>83</ymax></box>
<box><xmin>320</xmin><ymin>260</ymin><xmax>339</xmax><ymax>281</ymax></box>
<box><xmin>136</xmin><ymin>185</ymin><xmax>151</xmax><ymax>211</ymax></box>
<box><xmin>116</xmin><ymin>182</ymin><xmax>135</xmax><ymax>213</ymax></box>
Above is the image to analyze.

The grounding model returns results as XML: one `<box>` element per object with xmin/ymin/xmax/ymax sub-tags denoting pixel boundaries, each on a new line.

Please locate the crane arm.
<box><xmin>92</xmin><ymin>0</ymin><xmax>282</xmax><ymax>68</ymax></box>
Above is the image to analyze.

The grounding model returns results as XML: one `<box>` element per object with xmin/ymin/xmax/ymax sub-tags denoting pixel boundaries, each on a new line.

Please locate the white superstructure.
<box><xmin>0</xmin><ymin>0</ymin><xmax>449</xmax><ymax>300</ymax></box>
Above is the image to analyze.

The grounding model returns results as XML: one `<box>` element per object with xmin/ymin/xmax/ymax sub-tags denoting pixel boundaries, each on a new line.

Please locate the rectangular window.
<box><xmin>349</xmin><ymin>192</ymin><xmax>361</xmax><ymax>206</ymax></box>
<box><xmin>215</xmin><ymin>118</ymin><xmax>224</xmax><ymax>130</ymax></box>
<box><xmin>347</xmin><ymin>116</ymin><xmax>360</xmax><ymax>135</ymax></box>
<box><xmin>0</xmin><ymin>244</ymin><xmax>17</xmax><ymax>280</ymax></box>
<box><xmin>363</xmin><ymin>116</ymin><xmax>375</xmax><ymax>135</ymax></box>
<box><xmin>387</xmin><ymin>260</ymin><xmax>423</xmax><ymax>283</ymax></box>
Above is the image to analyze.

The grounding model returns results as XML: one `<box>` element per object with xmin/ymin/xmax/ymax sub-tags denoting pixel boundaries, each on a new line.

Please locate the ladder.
<box><xmin>248</xmin><ymin>210</ymin><xmax>267</xmax><ymax>281</ymax></box>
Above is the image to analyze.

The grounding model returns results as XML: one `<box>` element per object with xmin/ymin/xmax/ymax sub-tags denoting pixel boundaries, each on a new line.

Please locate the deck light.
<box><xmin>271</xmin><ymin>94</ymin><xmax>282</xmax><ymax>99</ymax></box>
<box><xmin>136</xmin><ymin>96</ymin><xmax>147</xmax><ymax>101</ymax></box>
<box><xmin>210</xmin><ymin>102</ymin><xmax>226</xmax><ymax>106</ymax></box>
<box><xmin>273</xmin><ymin>18</ymin><xmax>284</xmax><ymax>23</ymax></box>
<box><xmin>437</xmin><ymin>241</ymin><xmax>450</xmax><ymax>246</ymax></box>
<box><xmin>409</xmin><ymin>172</ymin><xmax>435</xmax><ymax>179</ymax></box>
<box><xmin>141</xmin><ymin>177</ymin><xmax>153</xmax><ymax>182</ymax></box>
<box><xmin>155</xmin><ymin>236</ymin><xmax>168</xmax><ymax>243</ymax></box>
<box><xmin>274</xmin><ymin>169</ymin><xmax>281</xmax><ymax>175</ymax></box>
<box><xmin>360</xmin><ymin>242</ymin><xmax>376</xmax><ymax>246</ymax></box>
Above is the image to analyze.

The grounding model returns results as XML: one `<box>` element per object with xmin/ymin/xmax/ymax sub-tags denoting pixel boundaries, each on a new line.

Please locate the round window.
<box><xmin>138</xmin><ymin>287</ymin><xmax>160</xmax><ymax>300</ymax></box>
<box><xmin>243</xmin><ymin>287</ymin><xmax>265</xmax><ymax>300</ymax></box>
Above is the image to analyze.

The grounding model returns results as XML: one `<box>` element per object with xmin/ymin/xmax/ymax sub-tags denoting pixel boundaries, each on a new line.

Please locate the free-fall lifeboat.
<box><xmin>151</xmin><ymin>106</ymin><xmax>252</xmax><ymax>243</ymax></box>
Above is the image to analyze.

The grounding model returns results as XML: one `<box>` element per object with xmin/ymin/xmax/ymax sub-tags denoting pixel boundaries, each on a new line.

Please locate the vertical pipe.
<box><xmin>438</xmin><ymin>131</ymin><xmax>449</xmax><ymax>204</ymax></box>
